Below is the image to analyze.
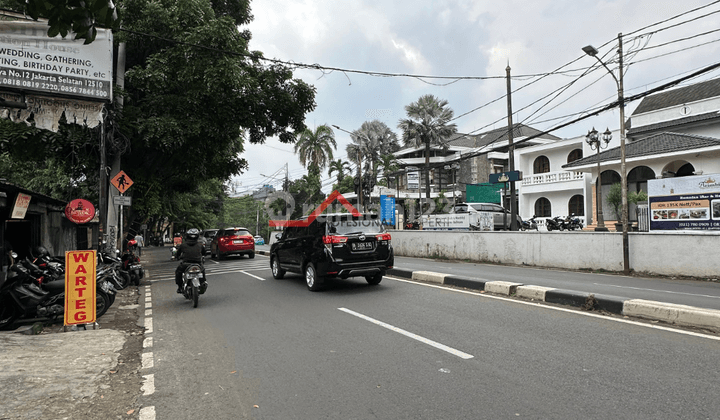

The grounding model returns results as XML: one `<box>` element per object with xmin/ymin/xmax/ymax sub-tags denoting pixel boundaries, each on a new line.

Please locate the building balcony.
<box><xmin>520</xmin><ymin>170</ymin><xmax>587</xmax><ymax>194</ymax></box>
<box><xmin>522</xmin><ymin>170</ymin><xmax>585</xmax><ymax>185</ymax></box>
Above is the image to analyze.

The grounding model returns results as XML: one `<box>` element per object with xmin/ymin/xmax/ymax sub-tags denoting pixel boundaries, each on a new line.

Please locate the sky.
<box><xmin>232</xmin><ymin>0</ymin><xmax>720</xmax><ymax>195</ymax></box>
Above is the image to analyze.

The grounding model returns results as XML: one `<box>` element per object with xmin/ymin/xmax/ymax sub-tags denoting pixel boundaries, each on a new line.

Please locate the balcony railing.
<box><xmin>522</xmin><ymin>170</ymin><xmax>585</xmax><ymax>186</ymax></box>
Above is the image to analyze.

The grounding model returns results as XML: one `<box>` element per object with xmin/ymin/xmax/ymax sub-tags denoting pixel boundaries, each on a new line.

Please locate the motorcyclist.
<box><xmin>174</xmin><ymin>228</ymin><xmax>206</xmax><ymax>293</ymax></box>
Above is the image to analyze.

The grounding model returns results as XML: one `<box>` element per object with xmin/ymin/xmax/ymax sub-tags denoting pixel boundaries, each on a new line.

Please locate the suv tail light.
<box><xmin>375</xmin><ymin>233</ymin><xmax>391</xmax><ymax>241</ymax></box>
<box><xmin>322</xmin><ymin>235</ymin><xmax>347</xmax><ymax>244</ymax></box>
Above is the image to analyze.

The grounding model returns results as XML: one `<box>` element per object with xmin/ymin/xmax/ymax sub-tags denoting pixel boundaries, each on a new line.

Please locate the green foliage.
<box><xmin>398</xmin><ymin>95</ymin><xmax>457</xmax><ymax>198</ymax></box>
<box><xmin>606</xmin><ymin>183</ymin><xmax>649</xmax><ymax>220</ymax></box>
<box><xmin>377</xmin><ymin>153</ymin><xmax>399</xmax><ymax>188</ymax></box>
<box><xmin>328</xmin><ymin>158</ymin><xmax>351</xmax><ymax>186</ymax></box>
<box><xmin>10</xmin><ymin>0</ymin><xmax>119</xmax><ymax>43</ymax></box>
<box><xmin>220</xmin><ymin>195</ymin><xmax>271</xmax><ymax>237</ymax></box>
<box><xmin>346</xmin><ymin>120</ymin><xmax>399</xmax><ymax>178</ymax></box>
<box><xmin>0</xmin><ymin>0</ymin><xmax>316</xmax><ymax>235</ymax></box>
<box><xmin>0</xmin><ymin>118</ymin><xmax>100</xmax><ymax>201</ymax></box>
<box><xmin>287</xmin><ymin>171</ymin><xmax>323</xmax><ymax>219</ymax></box>
<box><xmin>333</xmin><ymin>174</ymin><xmax>356</xmax><ymax>195</ymax></box>
<box><xmin>294</xmin><ymin>124</ymin><xmax>336</xmax><ymax>173</ymax></box>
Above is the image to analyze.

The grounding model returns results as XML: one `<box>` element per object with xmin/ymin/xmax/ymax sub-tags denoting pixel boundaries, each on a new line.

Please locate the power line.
<box><xmin>624</xmin><ymin>0</ymin><xmax>720</xmax><ymax>37</ymax></box>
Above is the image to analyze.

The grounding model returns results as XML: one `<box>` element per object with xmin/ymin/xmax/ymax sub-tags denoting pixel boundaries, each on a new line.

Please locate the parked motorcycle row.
<box><xmin>545</xmin><ymin>214</ymin><xmax>584</xmax><ymax>231</ymax></box>
<box><xmin>0</xmin><ymin>246</ymin><xmax>144</xmax><ymax>330</ymax></box>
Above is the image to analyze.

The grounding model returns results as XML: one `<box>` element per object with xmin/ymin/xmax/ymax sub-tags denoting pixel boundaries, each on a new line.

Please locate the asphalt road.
<box><xmin>139</xmin><ymin>247</ymin><xmax>720</xmax><ymax>419</ymax></box>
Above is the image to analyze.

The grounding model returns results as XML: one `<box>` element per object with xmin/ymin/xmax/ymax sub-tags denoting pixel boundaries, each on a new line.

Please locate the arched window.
<box><xmin>568</xmin><ymin>195</ymin><xmax>584</xmax><ymax>216</ymax></box>
<box><xmin>628</xmin><ymin>166</ymin><xmax>655</xmax><ymax>193</ymax></box>
<box><xmin>600</xmin><ymin>170</ymin><xmax>621</xmax><ymax>186</ymax></box>
<box><xmin>533</xmin><ymin>156</ymin><xmax>550</xmax><ymax>174</ymax></box>
<box><xmin>676</xmin><ymin>163</ymin><xmax>695</xmax><ymax>177</ymax></box>
<box><xmin>567</xmin><ymin>149</ymin><xmax>583</xmax><ymax>164</ymax></box>
<box><xmin>535</xmin><ymin>197</ymin><xmax>551</xmax><ymax>217</ymax></box>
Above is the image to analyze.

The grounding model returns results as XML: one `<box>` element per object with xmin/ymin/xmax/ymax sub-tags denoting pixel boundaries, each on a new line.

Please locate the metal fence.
<box><xmin>637</xmin><ymin>203</ymin><xmax>649</xmax><ymax>232</ymax></box>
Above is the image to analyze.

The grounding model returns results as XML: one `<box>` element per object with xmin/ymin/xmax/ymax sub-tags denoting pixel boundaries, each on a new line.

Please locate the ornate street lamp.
<box><xmin>585</xmin><ymin>127</ymin><xmax>611</xmax><ymax>231</ymax></box>
<box><xmin>583</xmin><ymin>36</ymin><xmax>630</xmax><ymax>274</ymax></box>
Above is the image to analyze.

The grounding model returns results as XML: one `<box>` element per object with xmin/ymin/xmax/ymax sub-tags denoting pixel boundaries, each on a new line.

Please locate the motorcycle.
<box><xmin>180</xmin><ymin>260</ymin><xmax>207</xmax><ymax>308</ymax></box>
<box><xmin>565</xmin><ymin>214</ymin><xmax>584</xmax><ymax>231</ymax></box>
<box><xmin>0</xmin><ymin>254</ymin><xmax>64</xmax><ymax>330</ymax></box>
<box><xmin>520</xmin><ymin>215</ymin><xmax>539</xmax><ymax>231</ymax></box>
<box><xmin>545</xmin><ymin>216</ymin><xmax>564</xmax><ymax>231</ymax></box>
<box><xmin>121</xmin><ymin>250</ymin><xmax>144</xmax><ymax>286</ymax></box>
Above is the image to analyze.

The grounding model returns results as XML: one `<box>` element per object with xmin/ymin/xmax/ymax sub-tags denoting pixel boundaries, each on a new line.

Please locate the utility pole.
<box><xmin>105</xmin><ymin>42</ymin><xmax>126</xmax><ymax>256</ymax></box>
<box><xmin>617</xmin><ymin>33</ymin><xmax>630</xmax><ymax>274</ymax></box>
<box><xmin>506</xmin><ymin>64</ymin><xmax>518</xmax><ymax>231</ymax></box>
<box><xmin>357</xmin><ymin>150</ymin><xmax>363</xmax><ymax>211</ymax></box>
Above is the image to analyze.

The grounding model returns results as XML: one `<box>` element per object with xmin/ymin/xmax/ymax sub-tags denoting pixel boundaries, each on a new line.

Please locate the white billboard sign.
<box><xmin>0</xmin><ymin>20</ymin><xmax>113</xmax><ymax>101</ymax></box>
<box><xmin>407</xmin><ymin>171</ymin><xmax>419</xmax><ymax>189</ymax></box>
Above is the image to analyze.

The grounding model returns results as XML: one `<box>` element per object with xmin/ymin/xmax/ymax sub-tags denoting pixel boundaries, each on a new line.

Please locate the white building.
<box><xmin>517</xmin><ymin>78</ymin><xmax>720</xmax><ymax>230</ymax></box>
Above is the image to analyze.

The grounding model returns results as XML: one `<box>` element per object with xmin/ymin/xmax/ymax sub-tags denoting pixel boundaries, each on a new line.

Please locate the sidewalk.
<box><xmin>0</xmin><ymin>255</ymin><xmax>147</xmax><ymax>420</ymax></box>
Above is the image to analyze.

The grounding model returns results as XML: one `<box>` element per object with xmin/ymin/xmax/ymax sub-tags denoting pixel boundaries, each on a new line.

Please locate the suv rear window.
<box><xmin>327</xmin><ymin>217</ymin><xmax>385</xmax><ymax>235</ymax></box>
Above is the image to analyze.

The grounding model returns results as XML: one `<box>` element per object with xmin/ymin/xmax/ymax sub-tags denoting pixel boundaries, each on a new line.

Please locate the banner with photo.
<box><xmin>647</xmin><ymin>174</ymin><xmax>720</xmax><ymax>231</ymax></box>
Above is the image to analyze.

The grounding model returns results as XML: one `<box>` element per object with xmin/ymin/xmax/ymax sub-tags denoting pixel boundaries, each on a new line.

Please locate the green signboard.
<box><xmin>465</xmin><ymin>183</ymin><xmax>501</xmax><ymax>204</ymax></box>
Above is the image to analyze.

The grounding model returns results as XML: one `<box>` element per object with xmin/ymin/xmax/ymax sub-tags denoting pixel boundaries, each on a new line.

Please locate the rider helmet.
<box><xmin>185</xmin><ymin>228</ymin><xmax>200</xmax><ymax>243</ymax></box>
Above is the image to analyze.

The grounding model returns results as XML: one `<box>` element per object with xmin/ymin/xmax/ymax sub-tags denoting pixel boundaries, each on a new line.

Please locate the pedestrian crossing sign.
<box><xmin>111</xmin><ymin>170</ymin><xmax>133</xmax><ymax>194</ymax></box>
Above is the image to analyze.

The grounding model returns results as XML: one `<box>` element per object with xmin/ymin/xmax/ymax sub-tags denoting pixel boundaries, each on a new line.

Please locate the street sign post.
<box><xmin>110</xmin><ymin>170</ymin><xmax>133</xmax><ymax>194</ymax></box>
<box><xmin>113</xmin><ymin>196</ymin><xmax>132</xmax><ymax>206</ymax></box>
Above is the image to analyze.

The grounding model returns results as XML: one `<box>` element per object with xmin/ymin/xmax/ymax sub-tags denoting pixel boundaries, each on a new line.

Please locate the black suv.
<box><xmin>269</xmin><ymin>213</ymin><xmax>394</xmax><ymax>291</ymax></box>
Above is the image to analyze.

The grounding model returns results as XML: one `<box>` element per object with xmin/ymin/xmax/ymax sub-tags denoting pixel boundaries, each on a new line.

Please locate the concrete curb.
<box><xmin>385</xmin><ymin>268</ymin><xmax>720</xmax><ymax>332</ymax></box>
<box><xmin>256</xmin><ymin>249</ymin><xmax>720</xmax><ymax>332</ymax></box>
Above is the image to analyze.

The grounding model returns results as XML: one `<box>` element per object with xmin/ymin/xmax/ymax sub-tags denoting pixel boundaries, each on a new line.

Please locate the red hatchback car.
<box><xmin>210</xmin><ymin>227</ymin><xmax>255</xmax><ymax>260</ymax></box>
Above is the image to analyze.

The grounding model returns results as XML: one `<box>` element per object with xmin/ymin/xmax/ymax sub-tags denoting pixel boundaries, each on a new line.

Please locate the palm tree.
<box><xmin>377</xmin><ymin>154</ymin><xmax>399</xmax><ymax>189</ymax></box>
<box><xmin>345</xmin><ymin>120</ymin><xmax>400</xmax><ymax>179</ymax></box>
<box><xmin>294</xmin><ymin>124</ymin><xmax>337</xmax><ymax>175</ymax></box>
<box><xmin>327</xmin><ymin>158</ymin><xmax>352</xmax><ymax>186</ymax></box>
<box><xmin>398</xmin><ymin>95</ymin><xmax>457</xmax><ymax>198</ymax></box>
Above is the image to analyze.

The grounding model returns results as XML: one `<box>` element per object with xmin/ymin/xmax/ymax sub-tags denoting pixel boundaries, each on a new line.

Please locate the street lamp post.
<box><xmin>583</xmin><ymin>34</ymin><xmax>630</xmax><ymax>274</ymax></box>
<box><xmin>585</xmin><ymin>127</ymin><xmax>611</xmax><ymax>231</ymax></box>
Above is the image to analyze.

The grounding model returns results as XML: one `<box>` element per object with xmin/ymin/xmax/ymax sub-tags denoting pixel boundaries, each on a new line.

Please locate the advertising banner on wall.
<box><xmin>647</xmin><ymin>174</ymin><xmax>720</xmax><ymax>231</ymax></box>
<box><xmin>0</xmin><ymin>20</ymin><xmax>113</xmax><ymax>101</ymax></box>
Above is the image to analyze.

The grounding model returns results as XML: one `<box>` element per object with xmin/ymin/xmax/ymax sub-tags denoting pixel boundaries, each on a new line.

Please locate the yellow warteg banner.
<box><xmin>64</xmin><ymin>250</ymin><xmax>97</xmax><ymax>325</ymax></box>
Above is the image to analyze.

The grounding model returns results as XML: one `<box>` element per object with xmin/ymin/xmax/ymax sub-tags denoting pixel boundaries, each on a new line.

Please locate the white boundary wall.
<box><xmin>389</xmin><ymin>230</ymin><xmax>720</xmax><ymax>278</ymax></box>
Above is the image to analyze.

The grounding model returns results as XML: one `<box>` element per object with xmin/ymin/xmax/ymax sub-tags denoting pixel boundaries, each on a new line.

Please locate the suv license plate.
<box><xmin>352</xmin><ymin>242</ymin><xmax>373</xmax><ymax>251</ymax></box>
<box><xmin>233</xmin><ymin>240</ymin><xmax>242</xmax><ymax>244</ymax></box>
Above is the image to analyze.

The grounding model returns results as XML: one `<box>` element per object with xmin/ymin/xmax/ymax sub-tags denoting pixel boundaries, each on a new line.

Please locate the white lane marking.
<box><xmin>338</xmin><ymin>307</ymin><xmax>474</xmax><ymax>360</ymax></box>
<box><xmin>144</xmin><ymin>318</ymin><xmax>153</xmax><ymax>334</ymax></box>
<box><xmin>240</xmin><ymin>267</ymin><xmax>271</xmax><ymax>272</ymax></box>
<box><xmin>388</xmin><ymin>277</ymin><xmax>720</xmax><ymax>342</ymax></box>
<box><xmin>594</xmin><ymin>283</ymin><xmax>720</xmax><ymax>299</ymax></box>
<box><xmin>143</xmin><ymin>337</ymin><xmax>153</xmax><ymax>349</ymax></box>
<box><xmin>241</xmin><ymin>271</ymin><xmax>265</xmax><ymax>281</ymax></box>
<box><xmin>139</xmin><ymin>406</ymin><xmax>156</xmax><ymax>420</ymax></box>
<box><xmin>141</xmin><ymin>374</ymin><xmax>155</xmax><ymax>395</ymax></box>
<box><xmin>145</xmin><ymin>309</ymin><xmax>152</xmax><ymax>316</ymax></box>
<box><xmin>141</xmin><ymin>352</ymin><xmax>154</xmax><ymax>369</ymax></box>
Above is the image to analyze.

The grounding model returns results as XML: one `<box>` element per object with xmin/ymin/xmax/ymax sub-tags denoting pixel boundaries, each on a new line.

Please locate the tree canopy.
<box><xmin>0</xmin><ymin>0</ymin><xmax>317</xmax><ymax>236</ymax></box>
<box><xmin>293</xmin><ymin>124</ymin><xmax>336</xmax><ymax>175</ymax></box>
